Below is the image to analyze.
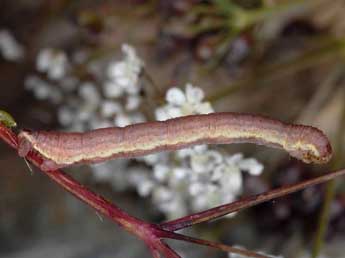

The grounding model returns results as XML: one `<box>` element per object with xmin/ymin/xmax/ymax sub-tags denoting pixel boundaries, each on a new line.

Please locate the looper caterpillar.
<box><xmin>17</xmin><ymin>112</ymin><xmax>332</xmax><ymax>170</ymax></box>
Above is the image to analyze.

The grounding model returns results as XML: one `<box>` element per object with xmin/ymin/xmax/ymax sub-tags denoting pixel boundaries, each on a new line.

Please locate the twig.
<box><xmin>160</xmin><ymin>168</ymin><xmax>345</xmax><ymax>231</ymax></box>
<box><xmin>1</xmin><ymin>121</ymin><xmax>345</xmax><ymax>258</ymax></box>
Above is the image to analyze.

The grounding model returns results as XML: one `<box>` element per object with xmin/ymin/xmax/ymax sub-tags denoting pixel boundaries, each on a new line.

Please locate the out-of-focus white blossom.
<box><xmin>0</xmin><ymin>30</ymin><xmax>24</xmax><ymax>61</ymax></box>
<box><xmin>155</xmin><ymin>83</ymin><xmax>214</xmax><ymax>121</ymax></box>
<box><xmin>25</xmin><ymin>76</ymin><xmax>62</xmax><ymax>103</ymax></box>
<box><xmin>37</xmin><ymin>48</ymin><xmax>69</xmax><ymax>80</ymax></box>
<box><xmin>58</xmin><ymin>106</ymin><xmax>75</xmax><ymax>126</ymax></box>
<box><xmin>104</xmin><ymin>44</ymin><xmax>143</xmax><ymax>97</ymax></box>
<box><xmin>100</xmin><ymin>101</ymin><xmax>123</xmax><ymax>118</ymax></box>
<box><xmin>136</xmin><ymin>146</ymin><xmax>263</xmax><ymax>219</ymax></box>
<box><xmin>79</xmin><ymin>82</ymin><xmax>101</xmax><ymax>107</ymax></box>
<box><xmin>131</xmin><ymin>84</ymin><xmax>263</xmax><ymax>219</ymax></box>
<box><xmin>91</xmin><ymin>160</ymin><xmax>133</xmax><ymax>191</ymax></box>
<box><xmin>26</xmin><ymin>43</ymin><xmax>145</xmax><ymax>133</ymax></box>
<box><xmin>103</xmin><ymin>80</ymin><xmax>124</xmax><ymax>98</ymax></box>
<box><xmin>125</xmin><ymin>95</ymin><xmax>141</xmax><ymax>111</ymax></box>
<box><xmin>26</xmin><ymin>43</ymin><xmax>264</xmax><ymax>221</ymax></box>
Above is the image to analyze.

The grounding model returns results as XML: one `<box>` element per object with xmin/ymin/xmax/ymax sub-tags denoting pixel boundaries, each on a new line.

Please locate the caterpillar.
<box><xmin>17</xmin><ymin>112</ymin><xmax>332</xmax><ymax>171</ymax></box>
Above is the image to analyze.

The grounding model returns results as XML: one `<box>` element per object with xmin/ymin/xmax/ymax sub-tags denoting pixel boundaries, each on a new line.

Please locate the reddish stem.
<box><xmin>0</xmin><ymin>123</ymin><xmax>152</xmax><ymax>244</ymax></box>
<box><xmin>157</xmin><ymin>229</ymin><xmax>271</xmax><ymax>258</ymax></box>
<box><xmin>160</xmin><ymin>168</ymin><xmax>345</xmax><ymax>231</ymax></box>
<box><xmin>1</xmin><ymin>122</ymin><xmax>344</xmax><ymax>258</ymax></box>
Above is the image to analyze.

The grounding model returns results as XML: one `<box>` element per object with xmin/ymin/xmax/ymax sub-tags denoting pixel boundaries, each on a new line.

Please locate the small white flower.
<box><xmin>153</xmin><ymin>164</ymin><xmax>170</xmax><ymax>182</ymax></box>
<box><xmin>37</xmin><ymin>48</ymin><xmax>68</xmax><ymax>80</ymax></box>
<box><xmin>176</xmin><ymin>148</ymin><xmax>194</xmax><ymax>159</ymax></box>
<box><xmin>77</xmin><ymin>107</ymin><xmax>94</xmax><ymax>122</ymax></box>
<box><xmin>194</xmin><ymin>102</ymin><xmax>214</xmax><ymax>114</ymax></box>
<box><xmin>153</xmin><ymin>186</ymin><xmax>174</xmax><ymax>203</ymax></box>
<box><xmin>190</xmin><ymin>149</ymin><xmax>223</xmax><ymax>174</ymax></box>
<box><xmin>79</xmin><ymin>82</ymin><xmax>100</xmax><ymax>105</ymax></box>
<box><xmin>155</xmin><ymin>106</ymin><xmax>182</xmax><ymax>121</ymax></box>
<box><xmin>238</xmin><ymin>158</ymin><xmax>264</xmax><ymax>176</ymax></box>
<box><xmin>25</xmin><ymin>76</ymin><xmax>62</xmax><ymax>102</ymax></box>
<box><xmin>114</xmin><ymin>113</ymin><xmax>132</xmax><ymax>127</ymax></box>
<box><xmin>140</xmin><ymin>153</ymin><xmax>167</xmax><ymax>166</ymax></box>
<box><xmin>156</xmin><ymin>83</ymin><xmax>214</xmax><ymax>121</ymax></box>
<box><xmin>166</xmin><ymin>106</ymin><xmax>183</xmax><ymax>118</ymax></box>
<box><xmin>0</xmin><ymin>30</ymin><xmax>24</xmax><ymax>61</ymax></box>
<box><xmin>103</xmin><ymin>80</ymin><xmax>124</xmax><ymax>98</ymax></box>
<box><xmin>105</xmin><ymin>44</ymin><xmax>143</xmax><ymax>96</ymax></box>
<box><xmin>100</xmin><ymin>101</ymin><xmax>122</xmax><ymax>118</ymax></box>
<box><xmin>193</xmin><ymin>193</ymin><xmax>214</xmax><ymax>211</ymax></box>
<box><xmin>192</xmin><ymin>145</ymin><xmax>208</xmax><ymax>153</ymax></box>
<box><xmin>220</xmin><ymin>165</ymin><xmax>243</xmax><ymax>195</ymax></box>
<box><xmin>185</xmin><ymin>83</ymin><xmax>204</xmax><ymax>104</ymax></box>
<box><xmin>58</xmin><ymin>106</ymin><xmax>75</xmax><ymax>126</ymax></box>
<box><xmin>166</xmin><ymin>87</ymin><xmax>186</xmax><ymax>105</ymax></box>
<box><xmin>189</xmin><ymin>182</ymin><xmax>204</xmax><ymax>196</ymax></box>
<box><xmin>125</xmin><ymin>95</ymin><xmax>141</xmax><ymax>111</ymax></box>
<box><xmin>172</xmin><ymin>167</ymin><xmax>188</xmax><ymax>181</ymax></box>
<box><xmin>154</xmin><ymin>107</ymin><xmax>168</xmax><ymax>121</ymax></box>
<box><xmin>226</xmin><ymin>153</ymin><xmax>244</xmax><ymax>164</ymax></box>
<box><xmin>159</xmin><ymin>196</ymin><xmax>187</xmax><ymax>219</ymax></box>
<box><xmin>137</xmin><ymin>179</ymin><xmax>155</xmax><ymax>197</ymax></box>
<box><xmin>108</xmin><ymin>62</ymin><xmax>131</xmax><ymax>86</ymax></box>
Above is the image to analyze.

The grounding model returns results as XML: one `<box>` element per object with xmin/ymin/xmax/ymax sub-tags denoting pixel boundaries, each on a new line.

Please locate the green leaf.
<box><xmin>0</xmin><ymin>110</ymin><xmax>17</xmax><ymax>128</ymax></box>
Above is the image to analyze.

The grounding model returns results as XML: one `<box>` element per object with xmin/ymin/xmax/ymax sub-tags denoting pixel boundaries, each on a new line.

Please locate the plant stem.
<box><xmin>245</xmin><ymin>0</ymin><xmax>310</xmax><ymax>26</ymax></box>
<box><xmin>311</xmin><ymin>180</ymin><xmax>336</xmax><ymax>258</ymax></box>
<box><xmin>0</xmin><ymin>122</ymin><xmax>270</xmax><ymax>258</ymax></box>
<box><xmin>160</xmin><ymin>230</ymin><xmax>271</xmax><ymax>258</ymax></box>
<box><xmin>160</xmin><ymin>168</ymin><xmax>345</xmax><ymax>231</ymax></box>
<box><xmin>0</xmin><ymin>123</ymin><xmax>150</xmax><ymax>238</ymax></box>
<box><xmin>2</xmin><ymin>120</ymin><xmax>345</xmax><ymax>258</ymax></box>
<box><xmin>207</xmin><ymin>37</ymin><xmax>345</xmax><ymax>103</ymax></box>
<box><xmin>311</xmin><ymin>88</ymin><xmax>345</xmax><ymax>258</ymax></box>
<box><xmin>229</xmin><ymin>0</ymin><xmax>308</xmax><ymax>31</ymax></box>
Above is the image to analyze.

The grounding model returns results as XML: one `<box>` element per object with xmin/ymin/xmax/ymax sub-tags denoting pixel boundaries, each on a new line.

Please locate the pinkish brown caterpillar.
<box><xmin>17</xmin><ymin>112</ymin><xmax>332</xmax><ymax>171</ymax></box>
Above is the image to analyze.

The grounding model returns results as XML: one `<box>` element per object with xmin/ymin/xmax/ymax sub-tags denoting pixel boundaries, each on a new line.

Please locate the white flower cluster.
<box><xmin>0</xmin><ymin>30</ymin><xmax>24</xmax><ymax>61</ymax></box>
<box><xmin>155</xmin><ymin>83</ymin><xmax>213</xmax><ymax>121</ymax></box>
<box><xmin>133</xmin><ymin>148</ymin><xmax>263</xmax><ymax>219</ymax></box>
<box><xmin>36</xmin><ymin>48</ymin><xmax>69</xmax><ymax>80</ymax></box>
<box><xmin>104</xmin><ymin>44</ymin><xmax>143</xmax><ymax>97</ymax></box>
<box><xmin>102</xmin><ymin>44</ymin><xmax>144</xmax><ymax>127</ymax></box>
<box><xmin>132</xmin><ymin>85</ymin><xmax>263</xmax><ymax>219</ymax></box>
<box><xmin>25</xmin><ymin>44</ymin><xmax>145</xmax><ymax>131</ymax></box>
<box><xmin>25</xmin><ymin>43</ymin><xmax>264</xmax><ymax>220</ymax></box>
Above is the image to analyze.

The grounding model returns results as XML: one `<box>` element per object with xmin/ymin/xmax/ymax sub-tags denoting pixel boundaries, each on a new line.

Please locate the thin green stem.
<box><xmin>207</xmin><ymin>37</ymin><xmax>345</xmax><ymax>103</ymax></box>
<box><xmin>243</xmin><ymin>0</ymin><xmax>310</xmax><ymax>27</ymax></box>
<box><xmin>311</xmin><ymin>181</ymin><xmax>336</xmax><ymax>258</ymax></box>
<box><xmin>228</xmin><ymin>0</ymin><xmax>308</xmax><ymax>31</ymax></box>
<box><xmin>311</xmin><ymin>89</ymin><xmax>345</xmax><ymax>258</ymax></box>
